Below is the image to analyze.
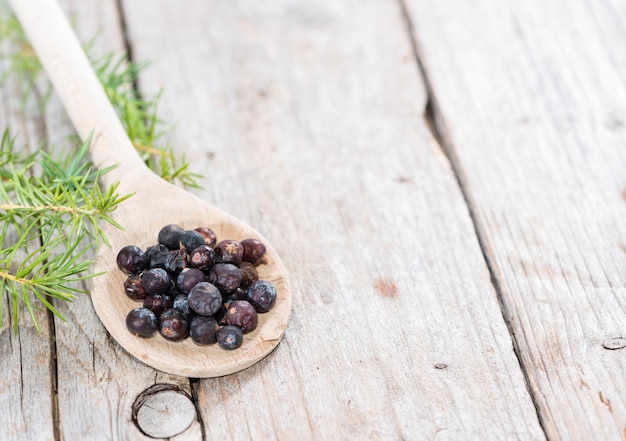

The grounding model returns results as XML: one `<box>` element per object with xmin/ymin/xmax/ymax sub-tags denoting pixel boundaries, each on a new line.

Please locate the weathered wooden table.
<box><xmin>1</xmin><ymin>0</ymin><xmax>624</xmax><ymax>439</ymax></box>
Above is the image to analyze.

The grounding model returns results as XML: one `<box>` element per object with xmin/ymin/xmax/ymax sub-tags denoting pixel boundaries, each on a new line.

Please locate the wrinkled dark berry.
<box><xmin>208</xmin><ymin>263</ymin><xmax>241</xmax><ymax>295</ymax></box>
<box><xmin>189</xmin><ymin>245</ymin><xmax>215</xmax><ymax>270</ymax></box>
<box><xmin>159</xmin><ymin>309</ymin><xmax>189</xmax><ymax>341</ymax></box>
<box><xmin>180</xmin><ymin>230</ymin><xmax>205</xmax><ymax>253</ymax></box>
<box><xmin>194</xmin><ymin>227</ymin><xmax>217</xmax><ymax>247</ymax></box>
<box><xmin>214</xmin><ymin>240</ymin><xmax>244</xmax><ymax>265</ymax></box>
<box><xmin>239</xmin><ymin>262</ymin><xmax>259</xmax><ymax>288</ymax></box>
<box><xmin>189</xmin><ymin>315</ymin><xmax>218</xmax><ymax>345</ymax></box>
<box><xmin>145</xmin><ymin>244</ymin><xmax>170</xmax><ymax>269</ymax></box>
<box><xmin>116</xmin><ymin>245</ymin><xmax>148</xmax><ymax>274</ymax></box>
<box><xmin>126</xmin><ymin>307</ymin><xmax>158</xmax><ymax>337</ymax></box>
<box><xmin>143</xmin><ymin>293</ymin><xmax>173</xmax><ymax>316</ymax></box>
<box><xmin>172</xmin><ymin>294</ymin><xmax>195</xmax><ymax>321</ymax></box>
<box><xmin>225</xmin><ymin>300</ymin><xmax>258</xmax><ymax>333</ymax></box>
<box><xmin>165</xmin><ymin>249</ymin><xmax>187</xmax><ymax>273</ymax></box>
<box><xmin>124</xmin><ymin>274</ymin><xmax>147</xmax><ymax>300</ymax></box>
<box><xmin>176</xmin><ymin>268</ymin><xmax>205</xmax><ymax>294</ymax></box>
<box><xmin>188</xmin><ymin>282</ymin><xmax>222</xmax><ymax>316</ymax></box>
<box><xmin>241</xmin><ymin>238</ymin><xmax>267</xmax><ymax>266</ymax></box>
<box><xmin>118</xmin><ymin>227</ymin><xmax>278</xmax><ymax>350</ymax></box>
<box><xmin>247</xmin><ymin>280</ymin><xmax>277</xmax><ymax>312</ymax></box>
<box><xmin>141</xmin><ymin>268</ymin><xmax>171</xmax><ymax>294</ymax></box>
<box><xmin>217</xmin><ymin>325</ymin><xmax>243</xmax><ymax>350</ymax></box>
<box><xmin>158</xmin><ymin>224</ymin><xmax>184</xmax><ymax>250</ymax></box>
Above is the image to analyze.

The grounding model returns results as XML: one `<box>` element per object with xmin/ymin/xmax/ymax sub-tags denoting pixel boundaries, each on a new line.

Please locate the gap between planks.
<box><xmin>30</xmin><ymin>82</ymin><xmax>62</xmax><ymax>441</ymax></box>
<box><xmin>395</xmin><ymin>0</ymin><xmax>549</xmax><ymax>438</ymax></box>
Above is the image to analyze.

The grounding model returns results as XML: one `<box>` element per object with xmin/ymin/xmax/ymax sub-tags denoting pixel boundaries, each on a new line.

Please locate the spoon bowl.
<box><xmin>94</xmin><ymin>182</ymin><xmax>291</xmax><ymax>377</ymax></box>
<box><xmin>11</xmin><ymin>0</ymin><xmax>291</xmax><ymax>377</ymax></box>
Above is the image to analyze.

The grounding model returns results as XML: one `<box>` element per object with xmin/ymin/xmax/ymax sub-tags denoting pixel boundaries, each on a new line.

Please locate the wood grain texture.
<box><xmin>0</xmin><ymin>4</ymin><xmax>55</xmax><ymax>440</ymax></box>
<box><xmin>121</xmin><ymin>0</ymin><xmax>545</xmax><ymax>439</ymax></box>
<box><xmin>133</xmin><ymin>387</ymin><xmax>196</xmax><ymax>438</ymax></box>
<box><xmin>0</xmin><ymin>240</ymin><xmax>54</xmax><ymax>441</ymax></box>
<box><xmin>404</xmin><ymin>0</ymin><xmax>626</xmax><ymax>439</ymax></box>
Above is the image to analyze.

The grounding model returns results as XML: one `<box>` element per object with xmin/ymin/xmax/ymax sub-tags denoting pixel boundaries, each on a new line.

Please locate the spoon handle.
<box><xmin>8</xmin><ymin>0</ymin><xmax>148</xmax><ymax>190</ymax></box>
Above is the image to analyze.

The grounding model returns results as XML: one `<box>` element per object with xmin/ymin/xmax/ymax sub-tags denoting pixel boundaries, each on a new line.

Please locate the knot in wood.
<box><xmin>132</xmin><ymin>384</ymin><xmax>196</xmax><ymax>438</ymax></box>
<box><xmin>602</xmin><ymin>338</ymin><xmax>626</xmax><ymax>350</ymax></box>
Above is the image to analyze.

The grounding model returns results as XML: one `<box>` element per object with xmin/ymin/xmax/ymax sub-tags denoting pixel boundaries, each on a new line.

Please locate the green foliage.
<box><xmin>0</xmin><ymin>132</ymin><xmax>131</xmax><ymax>332</ymax></box>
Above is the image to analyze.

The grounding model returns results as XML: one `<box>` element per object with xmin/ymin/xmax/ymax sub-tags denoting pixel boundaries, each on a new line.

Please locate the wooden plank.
<box><xmin>403</xmin><ymin>0</ymin><xmax>626</xmax><ymax>439</ymax></box>
<box><xmin>0</xmin><ymin>243</ymin><xmax>53</xmax><ymax>441</ymax></box>
<box><xmin>121</xmin><ymin>0</ymin><xmax>546</xmax><ymax>439</ymax></box>
<box><xmin>0</xmin><ymin>245</ymin><xmax>54</xmax><ymax>441</ymax></box>
<box><xmin>0</xmin><ymin>8</ymin><xmax>55</xmax><ymax>439</ymax></box>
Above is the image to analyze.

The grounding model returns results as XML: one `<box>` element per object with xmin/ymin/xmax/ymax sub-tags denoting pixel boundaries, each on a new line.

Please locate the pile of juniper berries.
<box><xmin>116</xmin><ymin>224</ymin><xmax>277</xmax><ymax>350</ymax></box>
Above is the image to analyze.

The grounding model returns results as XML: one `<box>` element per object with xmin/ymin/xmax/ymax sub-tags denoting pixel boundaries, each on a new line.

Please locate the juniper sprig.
<box><xmin>0</xmin><ymin>132</ymin><xmax>131</xmax><ymax>332</ymax></box>
<box><xmin>0</xmin><ymin>10</ymin><xmax>202</xmax><ymax>331</ymax></box>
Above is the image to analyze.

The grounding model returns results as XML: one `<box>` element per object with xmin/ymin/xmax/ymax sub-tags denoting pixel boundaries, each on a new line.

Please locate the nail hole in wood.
<box><xmin>132</xmin><ymin>384</ymin><xmax>197</xmax><ymax>438</ymax></box>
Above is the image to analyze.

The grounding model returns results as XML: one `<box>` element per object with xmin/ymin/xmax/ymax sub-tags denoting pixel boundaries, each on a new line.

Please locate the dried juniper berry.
<box><xmin>145</xmin><ymin>244</ymin><xmax>170</xmax><ymax>269</ymax></box>
<box><xmin>172</xmin><ymin>294</ymin><xmax>195</xmax><ymax>321</ymax></box>
<box><xmin>217</xmin><ymin>325</ymin><xmax>243</xmax><ymax>350</ymax></box>
<box><xmin>194</xmin><ymin>227</ymin><xmax>217</xmax><ymax>248</ymax></box>
<box><xmin>116</xmin><ymin>245</ymin><xmax>148</xmax><ymax>274</ymax></box>
<box><xmin>165</xmin><ymin>249</ymin><xmax>187</xmax><ymax>273</ymax></box>
<box><xmin>159</xmin><ymin>309</ymin><xmax>189</xmax><ymax>341</ymax></box>
<box><xmin>176</xmin><ymin>268</ymin><xmax>205</xmax><ymax>294</ymax></box>
<box><xmin>189</xmin><ymin>315</ymin><xmax>218</xmax><ymax>345</ymax></box>
<box><xmin>141</xmin><ymin>268</ymin><xmax>171</xmax><ymax>294</ymax></box>
<box><xmin>241</xmin><ymin>238</ymin><xmax>267</xmax><ymax>266</ymax></box>
<box><xmin>239</xmin><ymin>262</ymin><xmax>259</xmax><ymax>289</ymax></box>
<box><xmin>188</xmin><ymin>245</ymin><xmax>215</xmax><ymax>270</ymax></box>
<box><xmin>124</xmin><ymin>274</ymin><xmax>148</xmax><ymax>300</ymax></box>
<box><xmin>208</xmin><ymin>263</ymin><xmax>242</xmax><ymax>295</ymax></box>
<box><xmin>188</xmin><ymin>282</ymin><xmax>222</xmax><ymax>316</ymax></box>
<box><xmin>126</xmin><ymin>307</ymin><xmax>158</xmax><ymax>337</ymax></box>
<box><xmin>225</xmin><ymin>300</ymin><xmax>258</xmax><ymax>334</ymax></box>
<box><xmin>214</xmin><ymin>240</ymin><xmax>244</xmax><ymax>265</ymax></box>
<box><xmin>158</xmin><ymin>224</ymin><xmax>184</xmax><ymax>250</ymax></box>
<box><xmin>143</xmin><ymin>293</ymin><xmax>173</xmax><ymax>317</ymax></box>
<box><xmin>180</xmin><ymin>230</ymin><xmax>206</xmax><ymax>253</ymax></box>
<box><xmin>247</xmin><ymin>280</ymin><xmax>277</xmax><ymax>312</ymax></box>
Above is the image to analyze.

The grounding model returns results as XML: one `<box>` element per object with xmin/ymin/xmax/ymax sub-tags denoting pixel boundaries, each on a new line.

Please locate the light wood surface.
<box><xmin>0</xmin><ymin>14</ymin><xmax>55</xmax><ymax>440</ymax></box>
<box><xmin>0</xmin><ymin>0</ymin><xmax>624</xmax><ymax>439</ymax></box>
<box><xmin>404</xmin><ymin>0</ymin><xmax>626</xmax><ymax>439</ymax></box>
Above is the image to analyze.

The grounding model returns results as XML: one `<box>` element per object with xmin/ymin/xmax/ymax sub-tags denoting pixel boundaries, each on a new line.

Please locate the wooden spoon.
<box><xmin>10</xmin><ymin>0</ymin><xmax>291</xmax><ymax>377</ymax></box>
